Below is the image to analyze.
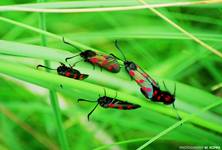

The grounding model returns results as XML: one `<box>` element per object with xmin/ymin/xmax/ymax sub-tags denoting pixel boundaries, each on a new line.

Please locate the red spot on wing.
<box><xmin>136</xmin><ymin>79</ymin><xmax>145</xmax><ymax>83</ymax></box>
<box><xmin>108</xmin><ymin>104</ymin><xmax>115</xmax><ymax>108</ymax></box>
<box><xmin>79</xmin><ymin>74</ymin><xmax>83</xmax><ymax>80</ymax></box>
<box><xmin>147</xmin><ymin>88</ymin><xmax>152</xmax><ymax>92</ymax></box>
<box><xmin>165</xmin><ymin>96</ymin><xmax>171</xmax><ymax>102</ymax></box>
<box><xmin>157</xmin><ymin>96</ymin><xmax>161</xmax><ymax>101</ymax></box>
<box><xmin>141</xmin><ymin>87</ymin><xmax>152</xmax><ymax>92</ymax></box>
<box><xmin>90</xmin><ymin>58</ymin><xmax>99</xmax><ymax>64</ymax></box>
<box><xmin>127</xmin><ymin>105</ymin><xmax>133</xmax><ymax>109</ymax></box>
<box><xmin>118</xmin><ymin>105</ymin><xmax>123</xmax><ymax>110</ymax></box>
<box><xmin>73</xmin><ymin>74</ymin><xmax>78</xmax><ymax>79</ymax></box>
<box><xmin>142</xmin><ymin>73</ymin><xmax>148</xmax><ymax>78</ymax></box>
<box><xmin>129</xmin><ymin>70</ymin><xmax>135</xmax><ymax>76</ymax></box>
<box><xmin>65</xmin><ymin>72</ymin><xmax>71</xmax><ymax>77</ymax></box>
<box><xmin>108</xmin><ymin>66</ymin><xmax>113</xmax><ymax>71</ymax></box>
<box><xmin>153</xmin><ymin>90</ymin><xmax>158</xmax><ymax>96</ymax></box>
<box><xmin>112</xmin><ymin>64</ymin><xmax>118</xmax><ymax>69</ymax></box>
<box><xmin>106</xmin><ymin>64</ymin><xmax>119</xmax><ymax>71</ymax></box>
<box><xmin>141</xmin><ymin>87</ymin><xmax>146</xmax><ymax>91</ymax></box>
<box><xmin>101</xmin><ymin>59</ymin><xmax>108</xmax><ymax>66</ymax></box>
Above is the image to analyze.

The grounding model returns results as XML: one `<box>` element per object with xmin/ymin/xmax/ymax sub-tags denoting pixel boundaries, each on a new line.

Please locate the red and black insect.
<box><xmin>78</xmin><ymin>89</ymin><xmax>140</xmax><ymax>120</ymax></box>
<box><xmin>37</xmin><ymin>62</ymin><xmax>88</xmax><ymax>80</ymax></box>
<box><xmin>113</xmin><ymin>40</ymin><xmax>181</xmax><ymax>119</ymax></box>
<box><xmin>63</xmin><ymin>37</ymin><xmax>121</xmax><ymax>73</ymax></box>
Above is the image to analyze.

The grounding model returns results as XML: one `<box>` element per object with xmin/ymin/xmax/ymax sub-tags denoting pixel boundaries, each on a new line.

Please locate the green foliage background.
<box><xmin>0</xmin><ymin>0</ymin><xmax>222</xmax><ymax>150</ymax></box>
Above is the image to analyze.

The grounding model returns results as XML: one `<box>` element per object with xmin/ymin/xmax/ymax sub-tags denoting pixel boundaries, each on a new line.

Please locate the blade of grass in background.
<box><xmin>0</xmin><ymin>1</ymin><xmax>221</xmax><ymax>149</ymax></box>
<box><xmin>94</xmin><ymin>97</ymin><xmax>222</xmax><ymax>150</ymax></box>
<box><xmin>0</xmin><ymin>103</ymin><xmax>58</xmax><ymax>150</ymax></box>
<box><xmin>0</xmin><ymin>114</ymin><xmax>22</xmax><ymax>150</ymax></box>
<box><xmin>2</xmin><ymin>14</ymin><xmax>37</xmax><ymax>40</ymax></box>
<box><xmin>38</xmin><ymin>0</ymin><xmax>69</xmax><ymax>149</ymax></box>
<box><xmin>0</xmin><ymin>16</ymin><xmax>94</xmax><ymax>52</ymax></box>
<box><xmin>136</xmin><ymin>99</ymin><xmax>222</xmax><ymax>150</ymax></box>
<box><xmin>1</xmin><ymin>0</ymin><xmax>222</xmax><ymax>9</ymax></box>
<box><xmin>0</xmin><ymin>0</ymin><xmax>221</xmax><ymax>13</ymax></box>
<box><xmin>0</xmin><ymin>59</ymin><xmax>222</xmax><ymax>134</ymax></box>
<box><xmin>137</xmin><ymin>0</ymin><xmax>222</xmax><ymax>58</ymax></box>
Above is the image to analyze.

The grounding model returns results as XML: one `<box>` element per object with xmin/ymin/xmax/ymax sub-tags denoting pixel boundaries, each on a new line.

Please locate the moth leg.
<box><xmin>114</xmin><ymin>91</ymin><xmax>117</xmax><ymax>99</ymax></box>
<box><xmin>129</xmin><ymin>75</ymin><xmax>133</xmax><ymax>81</ymax></box>
<box><xmin>90</xmin><ymin>64</ymin><xmax>96</xmax><ymax>70</ymax></box>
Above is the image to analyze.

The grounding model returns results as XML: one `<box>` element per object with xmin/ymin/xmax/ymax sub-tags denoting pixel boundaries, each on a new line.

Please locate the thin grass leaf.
<box><xmin>137</xmin><ymin>0</ymin><xmax>222</xmax><ymax>58</ymax></box>
<box><xmin>38</xmin><ymin>2</ymin><xmax>69</xmax><ymax>149</ymax></box>
<box><xmin>0</xmin><ymin>58</ymin><xmax>221</xmax><ymax>134</ymax></box>
<box><xmin>0</xmin><ymin>0</ymin><xmax>221</xmax><ymax>13</ymax></box>
<box><xmin>0</xmin><ymin>16</ymin><xmax>94</xmax><ymax>51</ymax></box>
<box><xmin>136</xmin><ymin>100</ymin><xmax>222</xmax><ymax>150</ymax></box>
<box><xmin>1</xmin><ymin>114</ymin><xmax>22</xmax><ymax>150</ymax></box>
<box><xmin>0</xmin><ymin>103</ymin><xmax>58</xmax><ymax>150</ymax></box>
<box><xmin>0</xmin><ymin>4</ymin><xmax>221</xmax><ymax>148</ymax></box>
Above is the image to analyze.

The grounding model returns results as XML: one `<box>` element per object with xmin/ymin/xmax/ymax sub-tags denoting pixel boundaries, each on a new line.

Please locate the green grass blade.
<box><xmin>1</xmin><ymin>0</ymin><xmax>222</xmax><ymax>9</ymax></box>
<box><xmin>0</xmin><ymin>40</ymin><xmax>71</xmax><ymax>61</ymax></box>
<box><xmin>136</xmin><ymin>100</ymin><xmax>222</xmax><ymax>150</ymax></box>
<box><xmin>0</xmin><ymin>59</ymin><xmax>221</xmax><ymax>134</ymax></box>
<box><xmin>0</xmin><ymin>114</ymin><xmax>22</xmax><ymax>150</ymax></box>
<box><xmin>1</xmin><ymin>0</ymin><xmax>221</xmax><ymax>149</ymax></box>
<box><xmin>38</xmin><ymin>1</ymin><xmax>69</xmax><ymax>149</ymax></box>
<box><xmin>48</xmin><ymin>90</ymin><xmax>69</xmax><ymax>150</ymax></box>
<box><xmin>0</xmin><ymin>1</ymin><xmax>221</xmax><ymax>13</ymax></box>
<box><xmin>0</xmin><ymin>16</ymin><xmax>94</xmax><ymax>51</ymax></box>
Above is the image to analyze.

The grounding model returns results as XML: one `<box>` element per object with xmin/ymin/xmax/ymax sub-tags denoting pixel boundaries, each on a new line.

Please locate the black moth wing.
<box><xmin>79</xmin><ymin>74</ymin><xmax>89</xmax><ymax>80</ymax></box>
<box><xmin>69</xmin><ymin>67</ymin><xmax>80</xmax><ymax>74</ymax></box>
<box><xmin>136</xmin><ymin>65</ymin><xmax>159</xmax><ymax>88</ymax></box>
<box><xmin>70</xmin><ymin>68</ymin><xmax>89</xmax><ymax>80</ymax></box>
<box><xmin>104</xmin><ymin>98</ymin><xmax>140</xmax><ymax>110</ymax></box>
<box><xmin>61</xmin><ymin>66</ymin><xmax>89</xmax><ymax>80</ymax></box>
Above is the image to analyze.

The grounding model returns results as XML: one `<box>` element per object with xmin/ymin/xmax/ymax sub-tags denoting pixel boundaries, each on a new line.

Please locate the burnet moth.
<box><xmin>112</xmin><ymin>40</ymin><xmax>181</xmax><ymax>120</ymax></box>
<box><xmin>63</xmin><ymin>37</ymin><xmax>121</xmax><ymax>73</ymax></box>
<box><xmin>37</xmin><ymin>62</ymin><xmax>89</xmax><ymax>80</ymax></box>
<box><xmin>78</xmin><ymin>89</ymin><xmax>140</xmax><ymax>120</ymax></box>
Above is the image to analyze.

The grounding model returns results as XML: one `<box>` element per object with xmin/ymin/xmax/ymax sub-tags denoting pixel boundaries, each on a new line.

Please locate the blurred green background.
<box><xmin>0</xmin><ymin>0</ymin><xmax>222</xmax><ymax>150</ymax></box>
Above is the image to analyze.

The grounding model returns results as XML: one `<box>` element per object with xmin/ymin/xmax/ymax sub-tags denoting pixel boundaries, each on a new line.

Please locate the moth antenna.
<box><xmin>174</xmin><ymin>83</ymin><xmax>176</xmax><ymax>96</ymax></box>
<box><xmin>114</xmin><ymin>40</ymin><xmax>127</xmax><ymax>61</ymax></box>
<box><xmin>103</xmin><ymin>88</ymin><xmax>106</xmax><ymax>97</ymax></box>
<box><xmin>77</xmin><ymin>99</ymin><xmax>97</xmax><ymax>103</ymax></box>
<box><xmin>162</xmin><ymin>81</ymin><xmax>169</xmax><ymax>92</ymax></box>
<box><xmin>59</xmin><ymin>62</ymin><xmax>66</xmax><ymax>66</ymax></box>
<box><xmin>65</xmin><ymin>54</ymin><xmax>80</xmax><ymax>63</ymax></box>
<box><xmin>114</xmin><ymin>91</ymin><xmax>117</xmax><ymax>99</ymax></box>
<box><xmin>67</xmin><ymin>63</ymin><xmax>72</xmax><ymax>68</ymax></box>
<box><xmin>173</xmin><ymin>103</ymin><xmax>182</xmax><ymax>121</ymax></box>
<box><xmin>62</xmin><ymin>37</ymin><xmax>82</xmax><ymax>52</ymax></box>
<box><xmin>71</xmin><ymin>59</ymin><xmax>83</xmax><ymax>67</ymax></box>
<box><xmin>110</xmin><ymin>53</ymin><xmax>123</xmax><ymax>62</ymax></box>
<box><xmin>36</xmin><ymin>65</ymin><xmax>56</xmax><ymax>70</ymax></box>
<box><xmin>87</xmin><ymin>103</ymin><xmax>99</xmax><ymax>121</ymax></box>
